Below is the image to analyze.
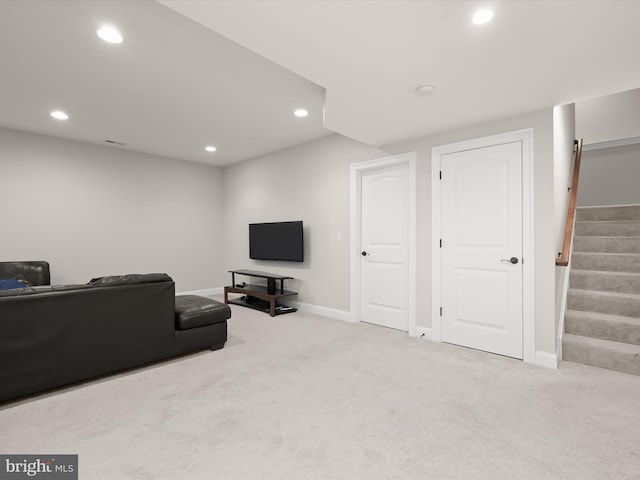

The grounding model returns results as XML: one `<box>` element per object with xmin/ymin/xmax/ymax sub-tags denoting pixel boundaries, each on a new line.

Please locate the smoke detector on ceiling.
<box><xmin>416</xmin><ymin>84</ymin><xmax>435</xmax><ymax>96</ymax></box>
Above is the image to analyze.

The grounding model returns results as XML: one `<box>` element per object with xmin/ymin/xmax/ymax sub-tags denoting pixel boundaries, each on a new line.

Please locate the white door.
<box><xmin>440</xmin><ymin>141</ymin><xmax>523</xmax><ymax>359</ymax></box>
<box><xmin>359</xmin><ymin>163</ymin><xmax>410</xmax><ymax>331</ymax></box>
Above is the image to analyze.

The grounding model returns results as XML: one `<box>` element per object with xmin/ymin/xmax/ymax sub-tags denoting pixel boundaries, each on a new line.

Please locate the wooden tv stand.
<box><xmin>224</xmin><ymin>269</ymin><xmax>298</xmax><ymax>317</ymax></box>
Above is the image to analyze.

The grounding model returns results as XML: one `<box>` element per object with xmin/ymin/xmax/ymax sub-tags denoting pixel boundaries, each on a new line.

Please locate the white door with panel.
<box><xmin>360</xmin><ymin>164</ymin><xmax>410</xmax><ymax>331</ymax></box>
<box><xmin>440</xmin><ymin>141</ymin><xmax>523</xmax><ymax>359</ymax></box>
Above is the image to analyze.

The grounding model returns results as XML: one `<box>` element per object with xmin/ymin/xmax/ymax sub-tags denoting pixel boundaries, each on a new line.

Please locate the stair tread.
<box><xmin>565</xmin><ymin>309</ymin><xmax>640</xmax><ymax>325</ymax></box>
<box><xmin>577</xmin><ymin>220</ymin><xmax>640</xmax><ymax>224</ymax></box>
<box><xmin>575</xmin><ymin>235</ymin><xmax>640</xmax><ymax>239</ymax></box>
<box><xmin>569</xmin><ymin>288</ymin><xmax>640</xmax><ymax>300</ymax></box>
<box><xmin>576</xmin><ymin>205</ymin><xmax>640</xmax><ymax>222</ymax></box>
<box><xmin>571</xmin><ymin>269</ymin><xmax>640</xmax><ymax>277</ymax></box>
<box><xmin>576</xmin><ymin>218</ymin><xmax>640</xmax><ymax>223</ymax></box>
<box><xmin>573</xmin><ymin>235</ymin><xmax>640</xmax><ymax>254</ymax></box>
<box><xmin>563</xmin><ymin>333</ymin><xmax>640</xmax><ymax>354</ymax></box>
<box><xmin>573</xmin><ymin>251</ymin><xmax>640</xmax><ymax>256</ymax></box>
<box><xmin>571</xmin><ymin>248</ymin><xmax>640</xmax><ymax>264</ymax></box>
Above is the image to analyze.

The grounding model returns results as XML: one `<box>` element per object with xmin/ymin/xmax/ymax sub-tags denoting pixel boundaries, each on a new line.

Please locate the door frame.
<box><xmin>431</xmin><ymin>129</ymin><xmax>535</xmax><ymax>364</ymax></box>
<box><xmin>350</xmin><ymin>152</ymin><xmax>417</xmax><ymax>335</ymax></box>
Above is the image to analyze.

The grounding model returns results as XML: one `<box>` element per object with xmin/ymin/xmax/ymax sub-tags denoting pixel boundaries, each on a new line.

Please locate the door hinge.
<box><xmin>440</xmin><ymin>307</ymin><xmax>443</xmax><ymax>316</ymax></box>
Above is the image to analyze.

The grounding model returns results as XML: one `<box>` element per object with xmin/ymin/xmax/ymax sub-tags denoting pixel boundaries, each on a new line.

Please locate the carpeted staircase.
<box><xmin>563</xmin><ymin>205</ymin><xmax>640</xmax><ymax>375</ymax></box>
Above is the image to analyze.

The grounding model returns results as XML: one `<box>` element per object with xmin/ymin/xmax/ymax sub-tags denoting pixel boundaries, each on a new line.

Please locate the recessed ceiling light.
<box><xmin>97</xmin><ymin>26</ymin><xmax>123</xmax><ymax>44</ymax></box>
<box><xmin>472</xmin><ymin>8</ymin><xmax>494</xmax><ymax>25</ymax></box>
<box><xmin>50</xmin><ymin>110</ymin><xmax>69</xmax><ymax>120</ymax></box>
<box><xmin>416</xmin><ymin>84</ymin><xmax>435</xmax><ymax>96</ymax></box>
<box><xmin>294</xmin><ymin>108</ymin><xmax>309</xmax><ymax>118</ymax></box>
<box><xmin>205</xmin><ymin>146</ymin><xmax>217</xmax><ymax>152</ymax></box>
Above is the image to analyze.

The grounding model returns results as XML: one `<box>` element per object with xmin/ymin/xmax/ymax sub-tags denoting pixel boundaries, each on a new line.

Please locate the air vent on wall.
<box><xmin>105</xmin><ymin>139</ymin><xmax>126</xmax><ymax>146</ymax></box>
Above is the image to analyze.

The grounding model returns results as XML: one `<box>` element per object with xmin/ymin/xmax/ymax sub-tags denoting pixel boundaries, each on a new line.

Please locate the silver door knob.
<box><xmin>501</xmin><ymin>257</ymin><xmax>519</xmax><ymax>264</ymax></box>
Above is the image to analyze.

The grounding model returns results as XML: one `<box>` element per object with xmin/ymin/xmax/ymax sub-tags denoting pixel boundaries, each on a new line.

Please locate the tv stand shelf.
<box><xmin>224</xmin><ymin>270</ymin><xmax>297</xmax><ymax>317</ymax></box>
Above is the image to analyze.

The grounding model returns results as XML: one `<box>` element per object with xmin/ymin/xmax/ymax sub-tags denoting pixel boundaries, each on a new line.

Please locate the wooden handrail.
<box><xmin>556</xmin><ymin>138</ymin><xmax>583</xmax><ymax>267</ymax></box>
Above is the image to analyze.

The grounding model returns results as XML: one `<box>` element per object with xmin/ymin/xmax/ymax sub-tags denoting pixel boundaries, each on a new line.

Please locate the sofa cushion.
<box><xmin>0</xmin><ymin>277</ymin><xmax>28</xmax><ymax>291</ymax></box>
<box><xmin>175</xmin><ymin>295</ymin><xmax>231</xmax><ymax>330</ymax></box>
<box><xmin>90</xmin><ymin>273</ymin><xmax>173</xmax><ymax>287</ymax></box>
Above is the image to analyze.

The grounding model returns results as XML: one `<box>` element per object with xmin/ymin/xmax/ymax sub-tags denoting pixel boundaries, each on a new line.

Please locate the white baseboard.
<box><xmin>290</xmin><ymin>301</ymin><xmax>352</xmax><ymax>323</ymax></box>
<box><xmin>415</xmin><ymin>326</ymin><xmax>433</xmax><ymax>340</ymax></box>
<box><xmin>202</xmin><ymin>289</ymin><xmax>560</xmax><ymax>370</ymax></box>
<box><xmin>556</xmin><ymin>297</ymin><xmax>567</xmax><ymax>368</ymax></box>
<box><xmin>415</xmin><ymin>327</ymin><xmax>557</xmax><ymax>368</ymax></box>
<box><xmin>556</xmin><ymin>320</ymin><xmax>565</xmax><ymax>367</ymax></box>
<box><xmin>176</xmin><ymin>287</ymin><xmax>224</xmax><ymax>297</ymax></box>
<box><xmin>184</xmin><ymin>291</ymin><xmax>352</xmax><ymax>322</ymax></box>
<box><xmin>555</xmin><ymin>261</ymin><xmax>571</xmax><ymax>367</ymax></box>
<box><xmin>535</xmin><ymin>350</ymin><xmax>559</xmax><ymax>369</ymax></box>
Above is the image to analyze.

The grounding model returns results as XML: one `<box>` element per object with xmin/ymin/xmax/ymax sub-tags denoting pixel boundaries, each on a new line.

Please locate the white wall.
<box><xmin>222</xmin><ymin>109</ymin><xmax>556</xmax><ymax>356</ymax></box>
<box><xmin>3</xmin><ymin>108</ymin><xmax>558</xmax><ymax>356</ymax></box>
<box><xmin>576</xmin><ymin>88</ymin><xmax>640</xmax><ymax>145</ymax></box>
<box><xmin>577</xmin><ymin>143</ymin><xmax>640</xmax><ymax>207</ymax></box>
<box><xmin>382</xmin><ymin>108</ymin><xmax>556</xmax><ymax>354</ymax></box>
<box><xmin>221</xmin><ymin>134</ymin><xmax>385</xmax><ymax>311</ymax></box>
<box><xmin>1</xmin><ymin>127</ymin><xmax>225</xmax><ymax>291</ymax></box>
<box><xmin>554</xmin><ymin>104</ymin><xmax>576</xmax><ymax>254</ymax></box>
<box><xmin>553</xmin><ymin>103</ymin><xmax>576</xmax><ymax>359</ymax></box>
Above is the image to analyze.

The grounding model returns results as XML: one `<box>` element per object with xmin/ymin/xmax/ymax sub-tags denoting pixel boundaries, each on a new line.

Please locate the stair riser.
<box><xmin>575</xmin><ymin>222</ymin><xmax>640</xmax><ymax>237</ymax></box>
<box><xmin>570</xmin><ymin>271</ymin><xmax>640</xmax><ymax>294</ymax></box>
<box><xmin>571</xmin><ymin>253</ymin><xmax>640</xmax><ymax>273</ymax></box>
<box><xmin>576</xmin><ymin>206</ymin><xmax>640</xmax><ymax>222</ymax></box>
<box><xmin>563</xmin><ymin>340</ymin><xmax>640</xmax><ymax>376</ymax></box>
<box><xmin>567</xmin><ymin>291</ymin><xmax>640</xmax><ymax>317</ymax></box>
<box><xmin>574</xmin><ymin>236</ymin><xmax>640</xmax><ymax>254</ymax></box>
<box><xmin>565</xmin><ymin>314</ymin><xmax>640</xmax><ymax>345</ymax></box>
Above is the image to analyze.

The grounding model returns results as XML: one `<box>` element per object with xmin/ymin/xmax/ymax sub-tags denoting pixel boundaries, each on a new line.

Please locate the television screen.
<box><xmin>249</xmin><ymin>221</ymin><xmax>304</xmax><ymax>262</ymax></box>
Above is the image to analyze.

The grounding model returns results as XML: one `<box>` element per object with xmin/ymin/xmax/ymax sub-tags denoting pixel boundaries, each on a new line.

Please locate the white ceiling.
<box><xmin>0</xmin><ymin>1</ymin><xmax>328</xmax><ymax>166</ymax></box>
<box><xmin>1</xmin><ymin>1</ymin><xmax>639</xmax><ymax>166</ymax></box>
<box><xmin>163</xmin><ymin>0</ymin><xmax>640</xmax><ymax>146</ymax></box>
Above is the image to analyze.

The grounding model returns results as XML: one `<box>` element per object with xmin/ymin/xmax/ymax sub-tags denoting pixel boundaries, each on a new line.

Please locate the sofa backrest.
<box><xmin>0</xmin><ymin>261</ymin><xmax>50</xmax><ymax>286</ymax></box>
<box><xmin>0</xmin><ymin>279</ymin><xmax>176</xmax><ymax>403</ymax></box>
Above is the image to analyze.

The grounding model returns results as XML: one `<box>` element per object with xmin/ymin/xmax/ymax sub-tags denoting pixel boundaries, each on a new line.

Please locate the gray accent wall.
<box><xmin>577</xmin><ymin>143</ymin><xmax>640</xmax><ymax>207</ymax></box>
<box><xmin>1</xmin><ymin>127</ymin><xmax>225</xmax><ymax>291</ymax></box>
<box><xmin>576</xmin><ymin>88</ymin><xmax>640</xmax><ymax>145</ymax></box>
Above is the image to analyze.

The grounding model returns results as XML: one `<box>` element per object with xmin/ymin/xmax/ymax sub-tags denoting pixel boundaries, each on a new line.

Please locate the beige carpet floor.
<box><xmin>1</xmin><ymin>300</ymin><xmax>640</xmax><ymax>479</ymax></box>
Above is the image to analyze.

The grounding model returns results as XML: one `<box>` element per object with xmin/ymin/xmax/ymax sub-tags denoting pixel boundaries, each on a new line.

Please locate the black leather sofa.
<box><xmin>0</xmin><ymin>262</ymin><xmax>230</xmax><ymax>404</ymax></box>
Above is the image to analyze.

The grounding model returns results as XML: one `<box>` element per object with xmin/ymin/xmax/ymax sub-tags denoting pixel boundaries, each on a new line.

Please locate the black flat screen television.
<box><xmin>249</xmin><ymin>221</ymin><xmax>304</xmax><ymax>262</ymax></box>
